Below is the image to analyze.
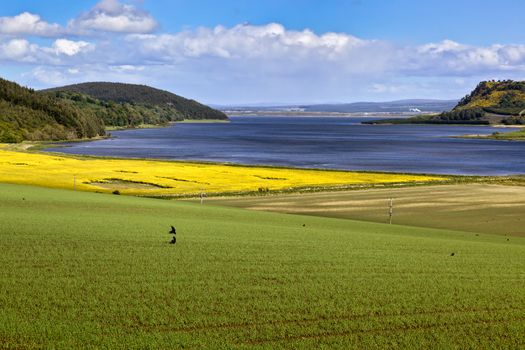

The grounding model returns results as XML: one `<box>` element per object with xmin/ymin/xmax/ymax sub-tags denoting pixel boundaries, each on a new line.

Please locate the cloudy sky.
<box><xmin>1</xmin><ymin>0</ymin><xmax>525</xmax><ymax>104</ymax></box>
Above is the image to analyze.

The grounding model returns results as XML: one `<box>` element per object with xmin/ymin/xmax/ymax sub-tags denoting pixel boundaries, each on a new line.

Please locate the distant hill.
<box><xmin>220</xmin><ymin>99</ymin><xmax>457</xmax><ymax>114</ymax></box>
<box><xmin>0</xmin><ymin>78</ymin><xmax>105</xmax><ymax>142</ymax></box>
<box><xmin>300</xmin><ymin>99</ymin><xmax>457</xmax><ymax>113</ymax></box>
<box><xmin>47</xmin><ymin>90</ymin><xmax>191</xmax><ymax>128</ymax></box>
<box><xmin>366</xmin><ymin>81</ymin><xmax>525</xmax><ymax>125</ymax></box>
<box><xmin>44</xmin><ymin>82</ymin><xmax>228</xmax><ymax>126</ymax></box>
<box><xmin>454</xmin><ymin>80</ymin><xmax>525</xmax><ymax>123</ymax></box>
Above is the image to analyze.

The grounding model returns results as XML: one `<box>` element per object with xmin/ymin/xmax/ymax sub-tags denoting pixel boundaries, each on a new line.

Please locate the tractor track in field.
<box><xmin>239</xmin><ymin>315</ymin><xmax>525</xmax><ymax>345</ymax></box>
<box><xmin>126</xmin><ymin>306</ymin><xmax>523</xmax><ymax>336</ymax></box>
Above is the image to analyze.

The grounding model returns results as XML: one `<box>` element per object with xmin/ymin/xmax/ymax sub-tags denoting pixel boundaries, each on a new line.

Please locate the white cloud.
<box><xmin>3</xmin><ymin>13</ymin><xmax>525</xmax><ymax>103</ymax></box>
<box><xmin>501</xmin><ymin>45</ymin><xmax>525</xmax><ymax>63</ymax></box>
<box><xmin>27</xmin><ymin>66</ymin><xmax>71</xmax><ymax>85</ymax></box>
<box><xmin>0</xmin><ymin>1</ymin><xmax>157</xmax><ymax>37</ymax></box>
<box><xmin>413</xmin><ymin>40</ymin><xmax>525</xmax><ymax>73</ymax></box>
<box><xmin>52</xmin><ymin>39</ymin><xmax>93</xmax><ymax>56</ymax></box>
<box><xmin>418</xmin><ymin>39</ymin><xmax>465</xmax><ymax>54</ymax></box>
<box><xmin>124</xmin><ymin>24</ymin><xmax>525</xmax><ymax>79</ymax></box>
<box><xmin>69</xmin><ymin>0</ymin><xmax>157</xmax><ymax>34</ymax></box>
<box><xmin>118</xmin><ymin>29</ymin><xmax>525</xmax><ymax>102</ymax></box>
<box><xmin>109</xmin><ymin>64</ymin><xmax>145</xmax><ymax>72</ymax></box>
<box><xmin>25</xmin><ymin>64</ymin><xmax>151</xmax><ymax>88</ymax></box>
<box><xmin>128</xmin><ymin>23</ymin><xmax>367</xmax><ymax>60</ymax></box>
<box><xmin>0</xmin><ymin>38</ymin><xmax>95</xmax><ymax>65</ymax></box>
<box><xmin>0</xmin><ymin>12</ymin><xmax>62</xmax><ymax>37</ymax></box>
<box><xmin>0</xmin><ymin>39</ymin><xmax>37</xmax><ymax>61</ymax></box>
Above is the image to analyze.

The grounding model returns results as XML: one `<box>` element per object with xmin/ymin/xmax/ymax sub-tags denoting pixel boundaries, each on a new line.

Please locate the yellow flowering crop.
<box><xmin>0</xmin><ymin>146</ymin><xmax>444</xmax><ymax>196</ymax></box>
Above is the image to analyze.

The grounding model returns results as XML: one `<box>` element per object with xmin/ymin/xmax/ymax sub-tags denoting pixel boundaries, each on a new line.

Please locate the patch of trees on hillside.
<box><xmin>45</xmin><ymin>82</ymin><xmax>228</xmax><ymax>122</ymax></box>
<box><xmin>0</xmin><ymin>78</ymin><xmax>105</xmax><ymax>142</ymax></box>
<box><xmin>437</xmin><ymin>108</ymin><xmax>487</xmax><ymax>123</ymax></box>
<box><xmin>457</xmin><ymin>80</ymin><xmax>525</xmax><ymax>115</ymax></box>
<box><xmin>51</xmin><ymin>91</ymin><xmax>182</xmax><ymax>127</ymax></box>
<box><xmin>0</xmin><ymin>78</ymin><xmax>229</xmax><ymax>142</ymax></box>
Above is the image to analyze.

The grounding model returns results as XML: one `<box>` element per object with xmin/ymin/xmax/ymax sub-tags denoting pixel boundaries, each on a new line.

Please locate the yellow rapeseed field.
<box><xmin>0</xmin><ymin>146</ymin><xmax>445</xmax><ymax>196</ymax></box>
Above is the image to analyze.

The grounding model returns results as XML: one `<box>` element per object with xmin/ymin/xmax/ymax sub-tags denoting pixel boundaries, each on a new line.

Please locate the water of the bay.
<box><xmin>45</xmin><ymin>116</ymin><xmax>525</xmax><ymax>175</ymax></box>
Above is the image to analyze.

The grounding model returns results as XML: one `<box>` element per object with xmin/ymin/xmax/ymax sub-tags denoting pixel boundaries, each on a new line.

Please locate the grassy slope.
<box><xmin>209</xmin><ymin>184</ymin><xmax>525</xmax><ymax>237</ymax></box>
<box><xmin>457</xmin><ymin>127</ymin><xmax>525</xmax><ymax>141</ymax></box>
<box><xmin>1</xmin><ymin>183</ymin><xmax>524</xmax><ymax>349</ymax></box>
<box><xmin>487</xmin><ymin>128</ymin><xmax>525</xmax><ymax>141</ymax></box>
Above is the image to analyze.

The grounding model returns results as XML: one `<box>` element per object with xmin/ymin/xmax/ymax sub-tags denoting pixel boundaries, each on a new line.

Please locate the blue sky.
<box><xmin>1</xmin><ymin>0</ymin><xmax>524</xmax><ymax>104</ymax></box>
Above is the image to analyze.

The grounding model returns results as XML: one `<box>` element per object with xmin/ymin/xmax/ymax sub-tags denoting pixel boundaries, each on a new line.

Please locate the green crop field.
<box><xmin>1</xmin><ymin>183</ymin><xmax>525</xmax><ymax>349</ymax></box>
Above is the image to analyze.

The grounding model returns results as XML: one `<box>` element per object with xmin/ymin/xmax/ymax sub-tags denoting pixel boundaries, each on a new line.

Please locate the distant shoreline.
<box><xmin>106</xmin><ymin>119</ymin><xmax>230</xmax><ymax>131</ymax></box>
<box><xmin>457</xmin><ymin>128</ymin><xmax>525</xmax><ymax>141</ymax></box>
<box><xmin>224</xmin><ymin>111</ymin><xmax>434</xmax><ymax>117</ymax></box>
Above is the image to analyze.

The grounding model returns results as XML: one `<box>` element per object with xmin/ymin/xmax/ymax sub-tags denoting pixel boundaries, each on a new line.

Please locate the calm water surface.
<box><xmin>46</xmin><ymin>116</ymin><xmax>525</xmax><ymax>175</ymax></box>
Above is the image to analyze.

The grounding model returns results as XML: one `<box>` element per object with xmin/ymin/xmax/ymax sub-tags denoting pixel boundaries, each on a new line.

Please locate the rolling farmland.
<box><xmin>1</xmin><ymin>183</ymin><xmax>524</xmax><ymax>349</ymax></box>
<box><xmin>209</xmin><ymin>184</ymin><xmax>525</xmax><ymax>236</ymax></box>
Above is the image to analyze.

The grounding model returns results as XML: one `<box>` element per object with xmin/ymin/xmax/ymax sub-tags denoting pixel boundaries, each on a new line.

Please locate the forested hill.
<box><xmin>366</xmin><ymin>80</ymin><xmax>525</xmax><ymax>125</ymax></box>
<box><xmin>0</xmin><ymin>79</ymin><xmax>228</xmax><ymax>142</ymax></box>
<box><xmin>0</xmin><ymin>78</ymin><xmax>105</xmax><ymax>142</ymax></box>
<box><xmin>44</xmin><ymin>82</ymin><xmax>228</xmax><ymax>123</ymax></box>
<box><xmin>454</xmin><ymin>80</ymin><xmax>525</xmax><ymax>119</ymax></box>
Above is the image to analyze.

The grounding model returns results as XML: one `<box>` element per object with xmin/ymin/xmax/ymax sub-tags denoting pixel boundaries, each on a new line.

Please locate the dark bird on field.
<box><xmin>168</xmin><ymin>226</ymin><xmax>177</xmax><ymax>244</ymax></box>
<box><xmin>302</xmin><ymin>224</ymin><xmax>306</xmax><ymax>227</ymax></box>
<box><xmin>450</xmin><ymin>253</ymin><xmax>455</xmax><ymax>256</ymax></box>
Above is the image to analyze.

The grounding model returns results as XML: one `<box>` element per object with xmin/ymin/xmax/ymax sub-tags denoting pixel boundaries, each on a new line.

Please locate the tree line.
<box><xmin>0</xmin><ymin>79</ymin><xmax>228</xmax><ymax>143</ymax></box>
<box><xmin>0</xmin><ymin>78</ymin><xmax>105</xmax><ymax>142</ymax></box>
